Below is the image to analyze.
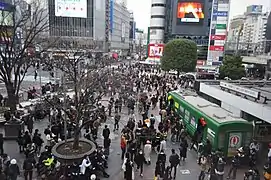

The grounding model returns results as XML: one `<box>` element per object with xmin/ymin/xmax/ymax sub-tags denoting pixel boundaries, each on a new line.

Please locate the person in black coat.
<box><xmin>17</xmin><ymin>131</ymin><xmax>24</xmax><ymax>153</ymax></box>
<box><xmin>27</xmin><ymin>117</ymin><xmax>34</xmax><ymax>134</ymax></box>
<box><xmin>125</xmin><ymin>159</ymin><xmax>133</xmax><ymax>180</ymax></box>
<box><xmin>0</xmin><ymin>133</ymin><xmax>4</xmax><ymax>155</ymax></box>
<box><xmin>102</xmin><ymin>125</ymin><xmax>110</xmax><ymax>139</ymax></box>
<box><xmin>8</xmin><ymin>159</ymin><xmax>20</xmax><ymax>180</ymax></box>
<box><xmin>43</xmin><ymin>126</ymin><xmax>51</xmax><ymax>136</ymax></box>
<box><xmin>156</xmin><ymin>150</ymin><xmax>166</xmax><ymax>178</ymax></box>
<box><xmin>35</xmin><ymin>134</ymin><xmax>44</xmax><ymax>156</ymax></box>
<box><xmin>179</xmin><ymin>138</ymin><xmax>188</xmax><ymax>161</ymax></box>
<box><xmin>103</xmin><ymin>138</ymin><xmax>111</xmax><ymax>158</ymax></box>
<box><xmin>51</xmin><ymin>123</ymin><xmax>60</xmax><ymax>138</ymax></box>
<box><xmin>127</xmin><ymin>140</ymin><xmax>136</xmax><ymax>161</ymax></box>
<box><xmin>163</xmin><ymin>165</ymin><xmax>172</xmax><ymax>180</ymax></box>
<box><xmin>203</xmin><ymin>139</ymin><xmax>212</xmax><ymax>156</ymax></box>
<box><xmin>135</xmin><ymin>150</ymin><xmax>144</xmax><ymax>176</ymax></box>
<box><xmin>23</xmin><ymin>131</ymin><xmax>32</xmax><ymax>149</ymax></box>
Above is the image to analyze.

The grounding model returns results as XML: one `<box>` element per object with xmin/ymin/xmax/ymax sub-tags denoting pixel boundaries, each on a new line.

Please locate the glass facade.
<box><xmin>48</xmin><ymin>0</ymin><xmax>94</xmax><ymax>37</ymax></box>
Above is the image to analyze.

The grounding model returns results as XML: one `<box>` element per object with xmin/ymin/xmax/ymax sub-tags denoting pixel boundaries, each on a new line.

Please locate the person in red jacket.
<box><xmin>121</xmin><ymin>135</ymin><xmax>127</xmax><ymax>160</ymax></box>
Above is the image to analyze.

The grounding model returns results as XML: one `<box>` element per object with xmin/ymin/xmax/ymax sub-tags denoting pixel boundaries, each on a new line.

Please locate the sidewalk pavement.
<box><xmin>0</xmin><ymin>98</ymin><xmax>250</xmax><ymax>180</ymax></box>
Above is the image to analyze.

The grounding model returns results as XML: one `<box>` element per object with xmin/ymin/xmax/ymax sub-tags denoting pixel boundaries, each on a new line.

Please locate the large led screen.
<box><xmin>177</xmin><ymin>2</ymin><xmax>204</xmax><ymax>24</ymax></box>
<box><xmin>55</xmin><ymin>0</ymin><xmax>87</xmax><ymax>18</ymax></box>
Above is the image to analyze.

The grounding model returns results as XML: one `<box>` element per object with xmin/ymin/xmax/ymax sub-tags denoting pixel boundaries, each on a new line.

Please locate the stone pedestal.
<box><xmin>4</xmin><ymin>121</ymin><xmax>25</xmax><ymax>139</ymax></box>
<box><xmin>52</xmin><ymin>138</ymin><xmax>96</xmax><ymax>165</ymax></box>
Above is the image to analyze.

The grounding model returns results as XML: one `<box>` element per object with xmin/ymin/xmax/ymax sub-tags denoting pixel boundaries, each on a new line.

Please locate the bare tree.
<box><xmin>47</xmin><ymin>36</ymin><xmax>110</xmax><ymax>150</ymax></box>
<box><xmin>0</xmin><ymin>0</ymin><xmax>56</xmax><ymax>112</ymax></box>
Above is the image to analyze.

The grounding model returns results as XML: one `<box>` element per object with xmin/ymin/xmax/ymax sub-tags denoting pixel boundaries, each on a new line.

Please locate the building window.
<box><xmin>150</xmin><ymin>26</ymin><xmax>165</xmax><ymax>30</ymax></box>
<box><xmin>151</xmin><ymin>15</ymin><xmax>165</xmax><ymax>19</ymax></box>
<box><xmin>151</xmin><ymin>4</ymin><xmax>165</xmax><ymax>7</ymax></box>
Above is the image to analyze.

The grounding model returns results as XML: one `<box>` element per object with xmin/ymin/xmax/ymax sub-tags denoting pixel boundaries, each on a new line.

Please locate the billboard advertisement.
<box><xmin>177</xmin><ymin>2</ymin><xmax>204</xmax><ymax>23</ymax></box>
<box><xmin>247</xmin><ymin>5</ymin><xmax>263</xmax><ymax>14</ymax></box>
<box><xmin>55</xmin><ymin>0</ymin><xmax>87</xmax><ymax>18</ymax></box>
<box><xmin>171</xmin><ymin>0</ymin><xmax>210</xmax><ymax>36</ymax></box>
<box><xmin>148</xmin><ymin>44</ymin><xmax>164</xmax><ymax>58</ymax></box>
<box><xmin>207</xmin><ymin>0</ymin><xmax>229</xmax><ymax>65</ymax></box>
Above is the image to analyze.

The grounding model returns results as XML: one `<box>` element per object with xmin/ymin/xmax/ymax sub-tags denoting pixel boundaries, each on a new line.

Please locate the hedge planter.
<box><xmin>52</xmin><ymin>138</ymin><xmax>96</xmax><ymax>164</ymax></box>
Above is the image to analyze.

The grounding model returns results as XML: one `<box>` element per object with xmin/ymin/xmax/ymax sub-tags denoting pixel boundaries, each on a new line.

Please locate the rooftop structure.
<box><xmin>203</xmin><ymin>80</ymin><xmax>271</xmax><ymax>105</ymax></box>
<box><xmin>198</xmin><ymin>80</ymin><xmax>271</xmax><ymax>123</ymax></box>
<box><xmin>173</xmin><ymin>91</ymin><xmax>248</xmax><ymax>124</ymax></box>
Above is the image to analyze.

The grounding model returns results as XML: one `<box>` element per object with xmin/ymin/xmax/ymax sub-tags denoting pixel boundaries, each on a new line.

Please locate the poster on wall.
<box><xmin>55</xmin><ymin>0</ymin><xmax>87</xmax><ymax>18</ymax></box>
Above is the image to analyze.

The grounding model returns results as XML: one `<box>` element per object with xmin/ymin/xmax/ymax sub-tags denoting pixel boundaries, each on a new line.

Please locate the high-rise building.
<box><xmin>265</xmin><ymin>12</ymin><xmax>271</xmax><ymax>53</ymax></box>
<box><xmin>46</xmin><ymin>0</ymin><xmax>106</xmax><ymax>51</ymax></box>
<box><xmin>227</xmin><ymin>15</ymin><xmax>246</xmax><ymax>50</ymax></box>
<box><xmin>228</xmin><ymin>5</ymin><xmax>269</xmax><ymax>54</ymax></box>
<box><xmin>149</xmin><ymin>0</ymin><xmax>166</xmax><ymax>43</ymax></box>
<box><xmin>206</xmin><ymin>0</ymin><xmax>230</xmax><ymax>66</ymax></box>
<box><xmin>129</xmin><ymin>11</ymin><xmax>136</xmax><ymax>53</ymax></box>
<box><xmin>109</xmin><ymin>0</ymin><xmax>130</xmax><ymax>55</ymax></box>
<box><xmin>162</xmin><ymin>0</ymin><xmax>214</xmax><ymax>64</ymax></box>
<box><xmin>164</xmin><ymin>0</ymin><xmax>212</xmax><ymax>43</ymax></box>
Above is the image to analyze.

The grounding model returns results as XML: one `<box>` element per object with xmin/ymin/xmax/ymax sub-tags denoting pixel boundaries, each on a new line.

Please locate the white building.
<box><xmin>242</xmin><ymin>13</ymin><xmax>268</xmax><ymax>53</ymax></box>
<box><xmin>227</xmin><ymin>15</ymin><xmax>246</xmax><ymax>50</ymax></box>
<box><xmin>135</xmin><ymin>29</ymin><xmax>147</xmax><ymax>46</ymax></box>
<box><xmin>115</xmin><ymin>0</ymin><xmax>127</xmax><ymax>7</ymax></box>
<box><xmin>110</xmin><ymin>1</ymin><xmax>130</xmax><ymax>53</ymax></box>
<box><xmin>228</xmin><ymin>5</ymin><xmax>269</xmax><ymax>53</ymax></box>
<box><xmin>149</xmin><ymin>0</ymin><xmax>165</xmax><ymax>43</ymax></box>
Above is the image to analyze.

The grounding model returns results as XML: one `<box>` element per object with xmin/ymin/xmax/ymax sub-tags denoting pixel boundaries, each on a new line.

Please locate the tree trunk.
<box><xmin>6</xmin><ymin>83</ymin><xmax>17</xmax><ymax>114</ymax></box>
<box><xmin>73</xmin><ymin>128</ymin><xmax>80</xmax><ymax>149</ymax></box>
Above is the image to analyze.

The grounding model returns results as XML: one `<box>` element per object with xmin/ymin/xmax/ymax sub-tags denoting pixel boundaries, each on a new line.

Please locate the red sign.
<box><xmin>210</xmin><ymin>35</ymin><xmax>226</xmax><ymax>40</ymax></box>
<box><xmin>197</xmin><ymin>60</ymin><xmax>205</xmax><ymax>65</ymax></box>
<box><xmin>177</xmin><ymin>2</ymin><xmax>204</xmax><ymax>19</ymax></box>
<box><xmin>229</xmin><ymin>136</ymin><xmax>240</xmax><ymax>146</ymax></box>
<box><xmin>148</xmin><ymin>44</ymin><xmax>164</xmax><ymax>58</ymax></box>
<box><xmin>209</xmin><ymin>46</ymin><xmax>224</xmax><ymax>51</ymax></box>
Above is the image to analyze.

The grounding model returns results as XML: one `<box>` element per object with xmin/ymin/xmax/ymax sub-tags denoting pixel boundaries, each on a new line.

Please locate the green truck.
<box><xmin>168</xmin><ymin>91</ymin><xmax>253</xmax><ymax>157</ymax></box>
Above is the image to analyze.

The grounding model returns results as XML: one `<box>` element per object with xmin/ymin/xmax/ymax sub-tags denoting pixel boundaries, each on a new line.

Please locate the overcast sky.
<box><xmin>127</xmin><ymin>0</ymin><xmax>271</xmax><ymax>32</ymax></box>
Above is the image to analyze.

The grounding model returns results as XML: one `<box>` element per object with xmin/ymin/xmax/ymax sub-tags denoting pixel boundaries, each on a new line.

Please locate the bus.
<box><xmin>181</xmin><ymin>72</ymin><xmax>216</xmax><ymax>80</ymax></box>
<box><xmin>168</xmin><ymin>90</ymin><xmax>253</xmax><ymax>157</ymax></box>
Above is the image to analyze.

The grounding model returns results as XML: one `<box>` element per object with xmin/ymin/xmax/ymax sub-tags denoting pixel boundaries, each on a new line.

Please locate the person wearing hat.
<box><xmin>90</xmin><ymin>174</ymin><xmax>97</xmax><ymax>180</ymax></box>
<box><xmin>144</xmin><ymin>140</ymin><xmax>152</xmax><ymax>165</ymax></box>
<box><xmin>8</xmin><ymin>159</ymin><xmax>20</xmax><ymax>180</ymax></box>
